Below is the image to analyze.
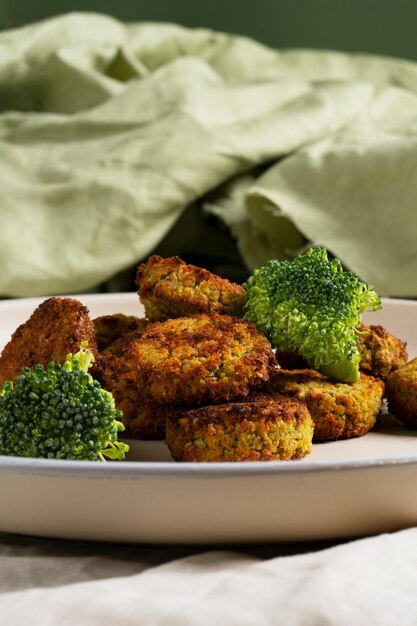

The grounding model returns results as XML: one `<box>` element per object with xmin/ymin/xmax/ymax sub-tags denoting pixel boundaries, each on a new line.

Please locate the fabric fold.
<box><xmin>2</xmin><ymin>13</ymin><xmax>417</xmax><ymax>296</ymax></box>
<box><xmin>1</xmin><ymin>529</ymin><xmax>417</xmax><ymax>625</ymax></box>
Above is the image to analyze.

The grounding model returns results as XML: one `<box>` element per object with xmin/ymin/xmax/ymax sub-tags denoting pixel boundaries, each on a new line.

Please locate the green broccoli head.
<box><xmin>0</xmin><ymin>342</ymin><xmax>129</xmax><ymax>461</ymax></box>
<box><xmin>243</xmin><ymin>247</ymin><xmax>381</xmax><ymax>383</ymax></box>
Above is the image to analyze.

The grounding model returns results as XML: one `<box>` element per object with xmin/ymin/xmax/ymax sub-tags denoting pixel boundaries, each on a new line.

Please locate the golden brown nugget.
<box><xmin>0</xmin><ymin>297</ymin><xmax>101</xmax><ymax>386</ymax></box>
<box><xmin>98</xmin><ymin>319</ymin><xmax>165</xmax><ymax>439</ymax></box>
<box><xmin>128</xmin><ymin>314</ymin><xmax>278</xmax><ymax>407</ymax></box>
<box><xmin>268</xmin><ymin>369</ymin><xmax>384</xmax><ymax>441</ymax></box>
<box><xmin>358</xmin><ymin>324</ymin><xmax>408</xmax><ymax>380</ymax></box>
<box><xmin>93</xmin><ymin>314</ymin><xmax>149</xmax><ymax>352</ymax></box>
<box><xmin>101</xmin><ymin>348</ymin><xmax>166</xmax><ymax>439</ymax></box>
<box><xmin>123</xmin><ymin>401</ymin><xmax>169</xmax><ymax>440</ymax></box>
<box><xmin>136</xmin><ymin>255</ymin><xmax>245</xmax><ymax>321</ymax></box>
<box><xmin>386</xmin><ymin>358</ymin><xmax>417</xmax><ymax>428</ymax></box>
<box><xmin>166</xmin><ymin>393</ymin><xmax>314</xmax><ymax>462</ymax></box>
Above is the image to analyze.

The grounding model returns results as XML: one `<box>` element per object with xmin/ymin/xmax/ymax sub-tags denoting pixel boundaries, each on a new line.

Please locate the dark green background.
<box><xmin>1</xmin><ymin>0</ymin><xmax>417</xmax><ymax>62</ymax></box>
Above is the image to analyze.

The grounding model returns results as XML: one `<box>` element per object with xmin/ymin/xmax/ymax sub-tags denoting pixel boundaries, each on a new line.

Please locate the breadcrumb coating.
<box><xmin>0</xmin><ymin>297</ymin><xmax>101</xmax><ymax>386</ymax></box>
<box><xmin>166</xmin><ymin>392</ymin><xmax>314</xmax><ymax>461</ymax></box>
<box><xmin>136</xmin><ymin>255</ymin><xmax>245</xmax><ymax>321</ymax></box>
<box><xmin>386</xmin><ymin>358</ymin><xmax>417</xmax><ymax>428</ymax></box>
<box><xmin>358</xmin><ymin>324</ymin><xmax>408</xmax><ymax>380</ymax></box>
<box><xmin>268</xmin><ymin>369</ymin><xmax>384</xmax><ymax>441</ymax></box>
<box><xmin>93</xmin><ymin>314</ymin><xmax>149</xmax><ymax>353</ymax></box>
<box><xmin>128</xmin><ymin>313</ymin><xmax>278</xmax><ymax>407</ymax></box>
<box><xmin>101</xmin><ymin>341</ymin><xmax>167</xmax><ymax>439</ymax></box>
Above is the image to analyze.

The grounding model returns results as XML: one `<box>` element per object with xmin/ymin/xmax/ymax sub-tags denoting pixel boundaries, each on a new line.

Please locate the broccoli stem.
<box><xmin>317</xmin><ymin>359</ymin><xmax>360</xmax><ymax>384</ymax></box>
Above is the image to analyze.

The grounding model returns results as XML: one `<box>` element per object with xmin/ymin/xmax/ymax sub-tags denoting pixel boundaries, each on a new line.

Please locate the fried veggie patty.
<box><xmin>166</xmin><ymin>393</ymin><xmax>314</xmax><ymax>461</ymax></box>
<box><xmin>101</xmin><ymin>360</ymin><xmax>167</xmax><ymax>439</ymax></box>
<box><xmin>268</xmin><ymin>369</ymin><xmax>384</xmax><ymax>441</ymax></box>
<box><xmin>0</xmin><ymin>297</ymin><xmax>101</xmax><ymax>386</ymax></box>
<box><xmin>101</xmin><ymin>340</ymin><xmax>167</xmax><ymax>439</ymax></box>
<box><xmin>386</xmin><ymin>358</ymin><xmax>417</xmax><ymax>428</ymax></box>
<box><xmin>136</xmin><ymin>255</ymin><xmax>245</xmax><ymax>321</ymax></box>
<box><xmin>128</xmin><ymin>313</ymin><xmax>277</xmax><ymax>407</ymax></box>
<box><xmin>358</xmin><ymin>324</ymin><xmax>408</xmax><ymax>380</ymax></box>
<box><xmin>93</xmin><ymin>314</ymin><xmax>149</xmax><ymax>353</ymax></box>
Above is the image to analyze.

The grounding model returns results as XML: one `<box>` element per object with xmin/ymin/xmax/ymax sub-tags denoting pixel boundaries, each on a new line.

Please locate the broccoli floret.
<box><xmin>0</xmin><ymin>342</ymin><xmax>129</xmax><ymax>461</ymax></box>
<box><xmin>243</xmin><ymin>247</ymin><xmax>381</xmax><ymax>383</ymax></box>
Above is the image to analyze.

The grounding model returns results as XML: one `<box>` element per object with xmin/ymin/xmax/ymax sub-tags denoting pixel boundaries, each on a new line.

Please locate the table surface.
<box><xmin>0</xmin><ymin>531</ymin><xmax>336</xmax><ymax>593</ymax></box>
<box><xmin>3</xmin><ymin>527</ymin><xmax>417</xmax><ymax>626</ymax></box>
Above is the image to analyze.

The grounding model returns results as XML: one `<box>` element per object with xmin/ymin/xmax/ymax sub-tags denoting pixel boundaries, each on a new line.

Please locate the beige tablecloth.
<box><xmin>1</xmin><ymin>529</ymin><xmax>417</xmax><ymax>624</ymax></box>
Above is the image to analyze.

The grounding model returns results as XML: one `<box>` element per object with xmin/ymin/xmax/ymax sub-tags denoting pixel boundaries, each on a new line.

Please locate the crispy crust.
<box><xmin>93</xmin><ymin>314</ymin><xmax>149</xmax><ymax>353</ymax></box>
<box><xmin>95</xmin><ymin>316</ymin><xmax>152</xmax><ymax>433</ymax></box>
<box><xmin>386</xmin><ymin>358</ymin><xmax>417</xmax><ymax>428</ymax></box>
<box><xmin>166</xmin><ymin>392</ymin><xmax>314</xmax><ymax>461</ymax></box>
<box><xmin>123</xmin><ymin>400</ymin><xmax>169</xmax><ymax>440</ymax></box>
<box><xmin>358</xmin><ymin>324</ymin><xmax>408</xmax><ymax>380</ymax></box>
<box><xmin>136</xmin><ymin>255</ymin><xmax>245</xmax><ymax>321</ymax></box>
<box><xmin>0</xmin><ymin>297</ymin><xmax>101</xmax><ymax>386</ymax></box>
<box><xmin>101</xmin><ymin>346</ymin><xmax>167</xmax><ymax>439</ymax></box>
<box><xmin>128</xmin><ymin>313</ymin><xmax>278</xmax><ymax>407</ymax></box>
<box><xmin>267</xmin><ymin>369</ymin><xmax>384</xmax><ymax>441</ymax></box>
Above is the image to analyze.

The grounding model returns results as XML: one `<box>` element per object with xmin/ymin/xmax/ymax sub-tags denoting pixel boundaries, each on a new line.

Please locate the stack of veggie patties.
<box><xmin>98</xmin><ymin>254</ymin><xmax>411</xmax><ymax>460</ymax></box>
<box><xmin>99</xmin><ymin>255</ymin><xmax>315</xmax><ymax>460</ymax></box>
<box><xmin>0</xmin><ymin>253</ymin><xmax>411</xmax><ymax>463</ymax></box>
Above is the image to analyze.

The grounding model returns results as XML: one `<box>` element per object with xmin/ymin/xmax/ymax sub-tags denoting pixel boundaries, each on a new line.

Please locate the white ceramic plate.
<box><xmin>0</xmin><ymin>294</ymin><xmax>416</xmax><ymax>544</ymax></box>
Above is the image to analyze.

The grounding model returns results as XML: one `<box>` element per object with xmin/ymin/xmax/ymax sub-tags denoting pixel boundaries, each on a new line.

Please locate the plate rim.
<box><xmin>1</xmin><ymin>449</ymin><xmax>417</xmax><ymax>479</ymax></box>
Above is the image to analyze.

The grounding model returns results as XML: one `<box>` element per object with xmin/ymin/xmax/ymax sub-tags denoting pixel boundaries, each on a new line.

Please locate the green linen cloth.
<box><xmin>1</xmin><ymin>12</ymin><xmax>417</xmax><ymax>297</ymax></box>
